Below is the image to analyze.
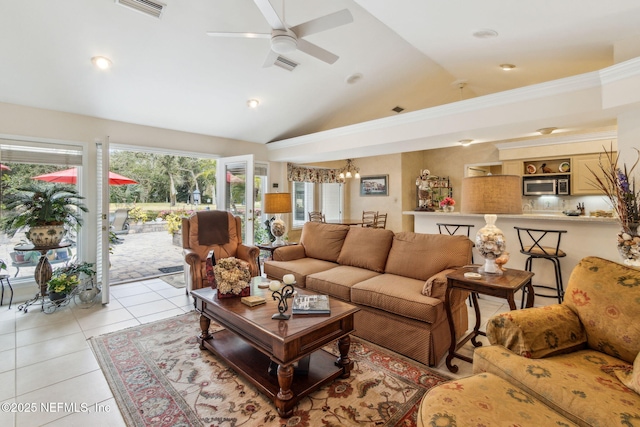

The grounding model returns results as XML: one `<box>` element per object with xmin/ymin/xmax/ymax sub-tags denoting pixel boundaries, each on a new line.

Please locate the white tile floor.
<box><xmin>0</xmin><ymin>278</ymin><xmax>509</xmax><ymax>426</ymax></box>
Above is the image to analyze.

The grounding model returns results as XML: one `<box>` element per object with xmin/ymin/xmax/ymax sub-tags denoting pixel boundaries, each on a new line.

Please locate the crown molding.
<box><xmin>600</xmin><ymin>56</ymin><xmax>640</xmax><ymax>85</ymax></box>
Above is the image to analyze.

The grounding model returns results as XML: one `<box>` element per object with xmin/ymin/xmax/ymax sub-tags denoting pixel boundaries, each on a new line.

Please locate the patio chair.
<box><xmin>111</xmin><ymin>209</ymin><xmax>130</xmax><ymax>235</ymax></box>
<box><xmin>182</xmin><ymin>211</ymin><xmax>260</xmax><ymax>293</ymax></box>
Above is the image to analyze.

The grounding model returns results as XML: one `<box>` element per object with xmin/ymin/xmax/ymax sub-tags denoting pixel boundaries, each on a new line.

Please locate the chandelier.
<box><xmin>339</xmin><ymin>159</ymin><xmax>360</xmax><ymax>179</ymax></box>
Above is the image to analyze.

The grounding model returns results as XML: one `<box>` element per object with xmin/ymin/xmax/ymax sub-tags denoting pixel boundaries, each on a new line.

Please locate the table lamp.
<box><xmin>264</xmin><ymin>192</ymin><xmax>292</xmax><ymax>245</ymax></box>
<box><xmin>461</xmin><ymin>175</ymin><xmax>522</xmax><ymax>275</ymax></box>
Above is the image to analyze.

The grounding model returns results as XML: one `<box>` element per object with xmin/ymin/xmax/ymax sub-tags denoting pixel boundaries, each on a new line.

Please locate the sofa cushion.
<box><xmin>418</xmin><ymin>373</ymin><xmax>579</xmax><ymax>427</ymax></box>
<box><xmin>263</xmin><ymin>258</ymin><xmax>338</xmax><ymax>288</ymax></box>
<box><xmin>486</xmin><ymin>304</ymin><xmax>587</xmax><ymax>359</ymax></box>
<box><xmin>306</xmin><ymin>266</ymin><xmax>381</xmax><ymax>301</ymax></box>
<box><xmin>351</xmin><ymin>274</ymin><xmax>443</xmax><ymax>324</ymax></box>
<box><xmin>474</xmin><ymin>346</ymin><xmax>640</xmax><ymax>427</ymax></box>
<box><xmin>563</xmin><ymin>256</ymin><xmax>640</xmax><ymax>364</ymax></box>
<box><xmin>385</xmin><ymin>233</ymin><xmax>472</xmax><ymax>281</ymax></box>
<box><xmin>300</xmin><ymin>222</ymin><xmax>350</xmax><ymax>263</ymax></box>
<box><xmin>337</xmin><ymin>227</ymin><xmax>394</xmax><ymax>273</ymax></box>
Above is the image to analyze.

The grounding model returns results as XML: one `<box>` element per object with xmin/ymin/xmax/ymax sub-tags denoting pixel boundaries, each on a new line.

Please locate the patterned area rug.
<box><xmin>89</xmin><ymin>312</ymin><xmax>450</xmax><ymax>427</ymax></box>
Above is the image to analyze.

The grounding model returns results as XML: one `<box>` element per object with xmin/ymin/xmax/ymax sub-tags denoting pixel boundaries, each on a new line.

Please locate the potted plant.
<box><xmin>48</xmin><ymin>261</ymin><xmax>96</xmax><ymax>303</ymax></box>
<box><xmin>47</xmin><ymin>271</ymin><xmax>80</xmax><ymax>301</ymax></box>
<box><xmin>1</xmin><ymin>183</ymin><xmax>88</xmax><ymax>247</ymax></box>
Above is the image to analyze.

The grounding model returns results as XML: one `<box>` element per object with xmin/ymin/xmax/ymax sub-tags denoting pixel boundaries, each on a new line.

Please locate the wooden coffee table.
<box><xmin>191</xmin><ymin>279</ymin><xmax>359</xmax><ymax>418</ymax></box>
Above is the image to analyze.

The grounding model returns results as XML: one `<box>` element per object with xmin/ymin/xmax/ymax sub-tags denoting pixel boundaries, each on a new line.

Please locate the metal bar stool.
<box><xmin>437</xmin><ymin>223</ymin><xmax>476</xmax><ymax>306</ymax></box>
<box><xmin>514</xmin><ymin>227</ymin><xmax>567</xmax><ymax>307</ymax></box>
<box><xmin>0</xmin><ymin>274</ymin><xmax>13</xmax><ymax>309</ymax></box>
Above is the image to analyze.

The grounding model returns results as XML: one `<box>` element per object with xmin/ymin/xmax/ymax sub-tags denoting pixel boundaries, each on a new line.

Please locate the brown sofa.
<box><xmin>264</xmin><ymin>221</ymin><xmax>474</xmax><ymax>366</ymax></box>
<box><xmin>418</xmin><ymin>256</ymin><xmax>640</xmax><ymax>426</ymax></box>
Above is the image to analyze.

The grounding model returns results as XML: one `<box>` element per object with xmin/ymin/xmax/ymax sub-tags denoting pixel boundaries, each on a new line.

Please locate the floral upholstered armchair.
<box><xmin>471</xmin><ymin>256</ymin><xmax>640</xmax><ymax>426</ymax></box>
<box><xmin>182</xmin><ymin>211</ymin><xmax>259</xmax><ymax>292</ymax></box>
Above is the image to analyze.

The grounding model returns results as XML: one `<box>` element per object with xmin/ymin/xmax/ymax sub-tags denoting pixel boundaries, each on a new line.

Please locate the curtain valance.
<box><xmin>287</xmin><ymin>163</ymin><xmax>343</xmax><ymax>183</ymax></box>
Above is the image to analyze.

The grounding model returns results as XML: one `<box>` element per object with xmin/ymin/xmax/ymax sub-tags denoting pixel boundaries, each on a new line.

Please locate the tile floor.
<box><xmin>0</xmin><ymin>278</ymin><xmax>509</xmax><ymax>426</ymax></box>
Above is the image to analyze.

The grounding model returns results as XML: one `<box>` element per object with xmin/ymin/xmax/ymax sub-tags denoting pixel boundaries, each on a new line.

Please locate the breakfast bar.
<box><xmin>404</xmin><ymin>211</ymin><xmax>619</xmax><ymax>304</ymax></box>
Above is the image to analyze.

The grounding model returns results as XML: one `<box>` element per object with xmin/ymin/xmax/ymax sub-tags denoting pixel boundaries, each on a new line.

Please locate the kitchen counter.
<box><xmin>404</xmin><ymin>210</ymin><xmax>620</xmax><ymax>306</ymax></box>
<box><xmin>403</xmin><ymin>210</ymin><xmax>617</xmax><ymax>223</ymax></box>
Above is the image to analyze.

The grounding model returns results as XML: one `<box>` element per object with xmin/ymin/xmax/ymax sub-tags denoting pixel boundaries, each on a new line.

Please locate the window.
<box><xmin>291</xmin><ymin>182</ymin><xmax>343</xmax><ymax>228</ymax></box>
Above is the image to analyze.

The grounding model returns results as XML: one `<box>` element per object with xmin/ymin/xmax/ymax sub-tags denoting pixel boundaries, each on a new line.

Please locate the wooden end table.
<box><xmin>444</xmin><ymin>266</ymin><xmax>534</xmax><ymax>373</ymax></box>
<box><xmin>256</xmin><ymin>242</ymin><xmax>297</xmax><ymax>274</ymax></box>
<box><xmin>191</xmin><ymin>279</ymin><xmax>359</xmax><ymax>418</ymax></box>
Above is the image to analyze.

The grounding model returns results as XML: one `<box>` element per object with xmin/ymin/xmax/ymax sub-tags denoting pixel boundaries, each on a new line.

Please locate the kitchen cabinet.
<box><xmin>501</xmin><ymin>160</ymin><xmax>521</xmax><ymax>176</ymax></box>
<box><xmin>572</xmin><ymin>153</ymin><xmax>612</xmax><ymax>195</ymax></box>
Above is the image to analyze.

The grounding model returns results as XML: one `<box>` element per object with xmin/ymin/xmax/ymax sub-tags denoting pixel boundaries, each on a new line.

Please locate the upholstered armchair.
<box><xmin>182</xmin><ymin>211</ymin><xmax>260</xmax><ymax>292</ymax></box>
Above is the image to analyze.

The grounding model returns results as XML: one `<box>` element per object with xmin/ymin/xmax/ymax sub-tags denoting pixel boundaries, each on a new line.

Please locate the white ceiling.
<box><xmin>1</xmin><ymin>0</ymin><xmax>640</xmax><ymax>152</ymax></box>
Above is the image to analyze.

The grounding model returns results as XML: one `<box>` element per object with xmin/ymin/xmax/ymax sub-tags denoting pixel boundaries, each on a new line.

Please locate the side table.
<box><xmin>15</xmin><ymin>242</ymin><xmax>72</xmax><ymax>313</ymax></box>
<box><xmin>256</xmin><ymin>242</ymin><xmax>298</xmax><ymax>274</ymax></box>
<box><xmin>444</xmin><ymin>266</ymin><xmax>534</xmax><ymax>373</ymax></box>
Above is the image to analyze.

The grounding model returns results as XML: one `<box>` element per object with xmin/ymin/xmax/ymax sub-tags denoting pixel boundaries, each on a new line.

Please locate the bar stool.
<box><xmin>514</xmin><ymin>227</ymin><xmax>567</xmax><ymax>307</ymax></box>
<box><xmin>0</xmin><ymin>274</ymin><xmax>13</xmax><ymax>309</ymax></box>
<box><xmin>437</xmin><ymin>223</ymin><xmax>475</xmax><ymax>306</ymax></box>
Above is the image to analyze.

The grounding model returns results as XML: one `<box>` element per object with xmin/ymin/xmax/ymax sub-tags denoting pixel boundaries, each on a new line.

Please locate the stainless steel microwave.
<box><xmin>523</xmin><ymin>176</ymin><xmax>570</xmax><ymax>196</ymax></box>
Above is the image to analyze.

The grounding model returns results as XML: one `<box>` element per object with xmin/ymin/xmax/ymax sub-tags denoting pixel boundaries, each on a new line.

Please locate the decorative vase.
<box><xmin>476</xmin><ymin>214</ymin><xmax>506</xmax><ymax>275</ymax></box>
<box><xmin>617</xmin><ymin>229</ymin><xmax>640</xmax><ymax>267</ymax></box>
<box><xmin>26</xmin><ymin>225</ymin><xmax>66</xmax><ymax>247</ymax></box>
<box><xmin>444</xmin><ymin>205</ymin><xmax>454</xmax><ymax>212</ymax></box>
<box><xmin>216</xmin><ymin>286</ymin><xmax>250</xmax><ymax>299</ymax></box>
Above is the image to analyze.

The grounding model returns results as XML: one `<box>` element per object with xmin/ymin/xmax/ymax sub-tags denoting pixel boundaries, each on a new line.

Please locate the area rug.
<box><xmin>158</xmin><ymin>265</ymin><xmax>183</xmax><ymax>274</ymax></box>
<box><xmin>159</xmin><ymin>272</ymin><xmax>185</xmax><ymax>289</ymax></box>
<box><xmin>89</xmin><ymin>312</ymin><xmax>451</xmax><ymax>427</ymax></box>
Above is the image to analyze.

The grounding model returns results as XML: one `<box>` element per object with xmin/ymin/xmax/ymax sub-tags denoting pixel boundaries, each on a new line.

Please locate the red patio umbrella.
<box><xmin>0</xmin><ymin>164</ymin><xmax>10</xmax><ymax>171</ymax></box>
<box><xmin>226</xmin><ymin>171</ymin><xmax>244</xmax><ymax>183</ymax></box>
<box><xmin>32</xmin><ymin>167</ymin><xmax>137</xmax><ymax>185</ymax></box>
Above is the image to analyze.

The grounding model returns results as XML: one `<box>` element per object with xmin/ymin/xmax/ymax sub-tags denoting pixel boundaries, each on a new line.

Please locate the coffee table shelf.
<box><xmin>199</xmin><ymin>329</ymin><xmax>344</xmax><ymax>401</ymax></box>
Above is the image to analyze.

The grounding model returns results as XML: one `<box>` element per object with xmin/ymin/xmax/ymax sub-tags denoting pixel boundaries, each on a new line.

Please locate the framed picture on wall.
<box><xmin>360</xmin><ymin>175</ymin><xmax>388</xmax><ymax>196</ymax></box>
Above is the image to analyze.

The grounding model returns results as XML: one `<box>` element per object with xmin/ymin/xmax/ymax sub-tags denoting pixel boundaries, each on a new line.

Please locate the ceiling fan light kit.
<box><xmin>271</xmin><ymin>32</ymin><xmax>297</xmax><ymax>54</ymax></box>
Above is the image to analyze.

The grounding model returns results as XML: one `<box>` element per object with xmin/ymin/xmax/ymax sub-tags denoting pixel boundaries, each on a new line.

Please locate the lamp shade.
<box><xmin>264</xmin><ymin>193</ymin><xmax>292</xmax><ymax>214</ymax></box>
<box><xmin>461</xmin><ymin>175</ymin><xmax>522</xmax><ymax>214</ymax></box>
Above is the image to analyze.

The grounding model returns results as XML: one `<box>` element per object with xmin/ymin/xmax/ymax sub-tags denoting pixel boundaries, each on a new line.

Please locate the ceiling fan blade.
<box><xmin>262</xmin><ymin>49</ymin><xmax>280</xmax><ymax>68</ymax></box>
<box><xmin>253</xmin><ymin>0</ymin><xmax>286</xmax><ymax>30</ymax></box>
<box><xmin>206</xmin><ymin>32</ymin><xmax>270</xmax><ymax>38</ymax></box>
<box><xmin>290</xmin><ymin>9</ymin><xmax>353</xmax><ymax>38</ymax></box>
<box><xmin>297</xmin><ymin>39</ymin><xmax>339</xmax><ymax>64</ymax></box>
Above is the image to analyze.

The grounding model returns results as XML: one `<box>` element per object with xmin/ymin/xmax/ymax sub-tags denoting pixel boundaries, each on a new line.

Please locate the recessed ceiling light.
<box><xmin>537</xmin><ymin>127</ymin><xmax>558</xmax><ymax>135</ymax></box>
<box><xmin>500</xmin><ymin>64</ymin><xmax>516</xmax><ymax>71</ymax></box>
<box><xmin>473</xmin><ymin>29</ymin><xmax>498</xmax><ymax>39</ymax></box>
<box><xmin>91</xmin><ymin>56</ymin><xmax>112</xmax><ymax>70</ymax></box>
<box><xmin>247</xmin><ymin>99</ymin><xmax>259</xmax><ymax>108</ymax></box>
<box><xmin>459</xmin><ymin>139</ymin><xmax>474</xmax><ymax>146</ymax></box>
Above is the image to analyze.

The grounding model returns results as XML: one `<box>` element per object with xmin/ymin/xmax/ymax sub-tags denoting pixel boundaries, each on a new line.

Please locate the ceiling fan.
<box><xmin>206</xmin><ymin>0</ymin><xmax>353</xmax><ymax>66</ymax></box>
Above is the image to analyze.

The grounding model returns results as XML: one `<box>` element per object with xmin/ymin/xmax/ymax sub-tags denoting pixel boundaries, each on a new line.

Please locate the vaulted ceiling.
<box><xmin>1</xmin><ymin>0</ymin><xmax>639</xmax><ymax>151</ymax></box>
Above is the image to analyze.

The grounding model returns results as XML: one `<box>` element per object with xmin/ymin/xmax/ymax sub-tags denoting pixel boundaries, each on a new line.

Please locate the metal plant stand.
<box><xmin>15</xmin><ymin>242</ymin><xmax>72</xmax><ymax>313</ymax></box>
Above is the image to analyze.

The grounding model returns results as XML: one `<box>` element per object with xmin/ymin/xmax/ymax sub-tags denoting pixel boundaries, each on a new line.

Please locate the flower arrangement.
<box><xmin>589</xmin><ymin>145</ymin><xmax>640</xmax><ymax>234</ymax></box>
<box><xmin>439</xmin><ymin>197</ymin><xmax>456</xmax><ymax>208</ymax></box>
<box><xmin>213</xmin><ymin>257</ymin><xmax>251</xmax><ymax>295</ymax></box>
<box><xmin>47</xmin><ymin>272</ymin><xmax>80</xmax><ymax>295</ymax></box>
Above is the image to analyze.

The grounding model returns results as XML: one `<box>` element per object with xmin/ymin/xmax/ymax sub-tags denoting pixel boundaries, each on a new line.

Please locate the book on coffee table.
<box><xmin>292</xmin><ymin>295</ymin><xmax>331</xmax><ymax>315</ymax></box>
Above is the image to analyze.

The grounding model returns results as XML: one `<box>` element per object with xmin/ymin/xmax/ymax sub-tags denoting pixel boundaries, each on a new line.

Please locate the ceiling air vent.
<box><xmin>274</xmin><ymin>56</ymin><xmax>298</xmax><ymax>72</ymax></box>
<box><xmin>116</xmin><ymin>0</ymin><xmax>166</xmax><ymax>19</ymax></box>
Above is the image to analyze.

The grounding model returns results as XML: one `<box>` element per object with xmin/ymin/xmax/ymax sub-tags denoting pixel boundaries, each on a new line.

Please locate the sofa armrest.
<box><xmin>486</xmin><ymin>304</ymin><xmax>587</xmax><ymax>358</ymax></box>
<box><xmin>273</xmin><ymin>245</ymin><xmax>306</xmax><ymax>261</ymax></box>
<box><xmin>422</xmin><ymin>268</ymin><xmax>470</xmax><ymax>307</ymax></box>
<box><xmin>183</xmin><ymin>248</ymin><xmax>203</xmax><ymax>290</ymax></box>
<box><xmin>237</xmin><ymin>244</ymin><xmax>260</xmax><ymax>277</ymax></box>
